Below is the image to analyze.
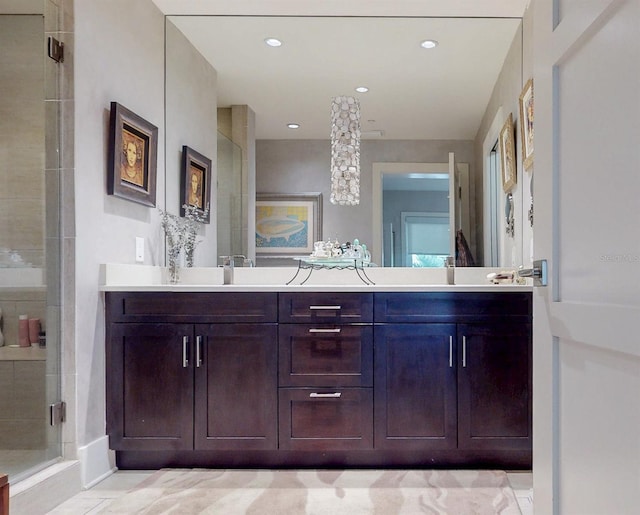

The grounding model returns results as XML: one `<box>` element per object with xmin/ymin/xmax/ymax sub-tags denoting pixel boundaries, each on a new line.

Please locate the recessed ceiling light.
<box><xmin>420</xmin><ymin>39</ymin><xmax>439</xmax><ymax>49</ymax></box>
<box><xmin>355</xmin><ymin>86</ymin><xmax>369</xmax><ymax>93</ymax></box>
<box><xmin>287</xmin><ymin>123</ymin><xmax>300</xmax><ymax>129</ymax></box>
<box><xmin>264</xmin><ymin>37</ymin><xmax>282</xmax><ymax>47</ymax></box>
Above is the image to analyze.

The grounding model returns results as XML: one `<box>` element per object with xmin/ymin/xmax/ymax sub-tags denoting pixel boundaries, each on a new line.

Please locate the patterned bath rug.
<box><xmin>100</xmin><ymin>468</ymin><xmax>521</xmax><ymax>514</ymax></box>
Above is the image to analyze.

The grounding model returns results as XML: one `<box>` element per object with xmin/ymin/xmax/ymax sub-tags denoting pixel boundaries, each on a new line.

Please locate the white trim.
<box><xmin>78</xmin><ymin>435</ymin><xmax>117</xmax><ymax>489</ymax></box>
<box><xmin>482</xmin><ymin>106</ymin><xmax>505</xmax><ymax>266</ymax></box>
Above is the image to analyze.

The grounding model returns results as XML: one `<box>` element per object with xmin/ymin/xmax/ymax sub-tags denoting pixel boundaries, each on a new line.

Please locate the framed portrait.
<box><xmin>107</xmin><ymin>102</ymin><xmax>158</xmax><ymax>207</ymax></box>
<box><xmin>519</xmin><ymin>78</ymin><xmax>534</xmax><ymax>171</ymax></box>
<box><xmin>256</xmin><ymin>193</ymin><xmax>322</xmax><ymax>257</ymax></box>
<box><xmin>180</xmin><ymin>145</ymin><xmax>212</xmax><ymax>223</ymax></box>
<box><xmin>499</xmin><ymin>113</ymin><xmax>517</xmax><ymax>192</ymax></box>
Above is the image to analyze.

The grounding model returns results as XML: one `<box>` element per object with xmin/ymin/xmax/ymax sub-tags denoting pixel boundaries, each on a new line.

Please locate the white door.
<box><xmin>533</xmin><ymin>0</ymin><xmax>640</xmax><ymax>513</ymax></box>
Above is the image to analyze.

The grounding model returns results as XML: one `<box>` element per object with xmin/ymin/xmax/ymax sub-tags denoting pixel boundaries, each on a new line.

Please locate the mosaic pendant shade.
<box><xmin>330</xmin><ymin>96</ymin><xmax>361</xmax><ymax>205</ymax></box>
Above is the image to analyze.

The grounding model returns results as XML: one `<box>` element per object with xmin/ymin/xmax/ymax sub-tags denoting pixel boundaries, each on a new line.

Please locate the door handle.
<box><xmin>182</xmin><ymin>336</ymin><xmax>189</xmax><ymax>368</ymax></box>
<box><xmin>462</xmin><ymin>336</ymin><xmax>467</xmax><ymax>368</ymax></box>
<box><xmin>195</xmin><ymin>335</ymin><xmax>203</xmax><ymax>367</ymax></box>
<box><xmin>518</xmin><ymin>259</ymin><xmax>548</xmax><ymax>286</ymax></box>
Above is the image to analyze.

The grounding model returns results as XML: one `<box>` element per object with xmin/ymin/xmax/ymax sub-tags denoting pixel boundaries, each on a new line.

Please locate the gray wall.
<box><xmin>473</xmin><ymin>8</ymin><xmax>533</xmax><ymax>267</ymax></box>
<box><xmin>75</xmin><ymin>0</ymin><xmax>166</xmax><ymax>454</ymax></box>
<box><xmin>74</xmin><ymin>0</ymin><xmax>216</xmax><ymax>478</ymax></box>
<box><xmin>165</xmin><ymin>20</ymin><xmax>218</xmax><ymax>266</ymax></box>
<box><xmin>256</xmin><ymin>138</ymin><xmax>474</xmax><ymax>264</ymax></box>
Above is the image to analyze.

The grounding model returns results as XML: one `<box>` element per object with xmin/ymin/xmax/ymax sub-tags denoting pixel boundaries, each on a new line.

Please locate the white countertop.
<box><xmin>100</xmin><ymin>284</ymin><xmax>531</xmax><ymax>292</ymax></box>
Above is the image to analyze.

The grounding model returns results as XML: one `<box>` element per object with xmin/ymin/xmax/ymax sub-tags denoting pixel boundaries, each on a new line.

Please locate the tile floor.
<box><xmin>44</xmin><ymin>469</ymin><xmax>533</xmax><ymax>514</ymax></box>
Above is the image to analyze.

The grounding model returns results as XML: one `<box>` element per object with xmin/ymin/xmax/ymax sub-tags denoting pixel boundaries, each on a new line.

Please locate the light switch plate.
<box><xmin>135</xmin><ymin>237</ymin><xmax>144</xmax><ymax>263</ymax></box>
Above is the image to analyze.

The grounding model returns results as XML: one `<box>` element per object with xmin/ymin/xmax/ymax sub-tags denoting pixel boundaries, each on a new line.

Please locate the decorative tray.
<box><xmin>298</xmin><ymin>257</ymin><xmax>371</xmax><ymax>266</ymax></box>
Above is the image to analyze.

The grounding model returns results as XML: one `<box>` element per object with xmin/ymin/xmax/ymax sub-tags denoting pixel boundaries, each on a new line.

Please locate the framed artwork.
<box><xmin>519</xmin><ymin>78</ymin><xmax>534</xmax><ymax>171</ymax></box>
<box><xmin>499</xmin><ymin>113</ymin><xmax>517</xmax><ymax>192</ymax></box>
<box><xmin>256</xmin><ymin>193</ymin><xmax>322</xmax><ymax>257</ymax></box>
<box><xmin>107</xmin><ymin>102</ymin><xmax>158</xmax><ymax>207</ymax></box>
<box><xmin>180</xmin><ymin>145</ymin><xmax>212</xmax><ymax>223</ymax></box>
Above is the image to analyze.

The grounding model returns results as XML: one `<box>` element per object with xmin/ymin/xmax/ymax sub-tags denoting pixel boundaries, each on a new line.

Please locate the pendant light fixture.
<box><xmin>330</xmin><ymin>96</ymin><xmax>361</xmax><ymax>205</ymax></box>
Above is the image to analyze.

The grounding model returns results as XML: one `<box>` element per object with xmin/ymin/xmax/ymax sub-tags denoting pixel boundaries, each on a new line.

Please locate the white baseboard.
<box><xmin>78</xmin><ymin>435</ymin><xmax>117</xmax><ymax>489</ymax></box>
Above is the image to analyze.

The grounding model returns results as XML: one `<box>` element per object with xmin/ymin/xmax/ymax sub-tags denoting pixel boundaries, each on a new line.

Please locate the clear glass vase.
<box><xmin>167</xmin><ymin>248</ymin><xmax>181</xmax><ymax>284</ymax></box>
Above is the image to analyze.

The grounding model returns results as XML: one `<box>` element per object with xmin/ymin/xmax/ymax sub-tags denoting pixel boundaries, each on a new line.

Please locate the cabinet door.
<box><xmin>106</xmin><ymin>323</ymin><xmax>194</xmax><ymax>451</ymax></box>
<box><xmin>374</xmin><ymin>324</ymin><xmax>457</xmax><ymax>450</ymax></box>
<box><xmin>194</xmin><ymin>324</ymin><xmax>277</xmax><ymax>450</ymax></box>
<box><xmin>457</xmin><ymin>323</ymin><xmax>531</xmax><ymax>450</ymax></box>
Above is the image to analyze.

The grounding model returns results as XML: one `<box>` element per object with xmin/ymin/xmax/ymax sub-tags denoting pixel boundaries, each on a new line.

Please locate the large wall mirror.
<box><xmin>165</xmin><ymin>15</ymin><xmax>523</xmax><ymax>267</ymax></box>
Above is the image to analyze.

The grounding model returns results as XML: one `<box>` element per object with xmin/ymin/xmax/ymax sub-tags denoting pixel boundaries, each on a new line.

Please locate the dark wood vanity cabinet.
<box><xmin>374</xmin><ymin>292</ymin><xmax>532</xmax><ymax>459</ymax></box>
<box><xmin>105</xmin><ymin>289</ymin><xmax>531</xmax><ymax>468</ymax></box>
<box><xmin>278</xmin><ymin>293</ymin><xmax>374</xmax><ymax>451</ymax></box>
<box><xmin>105</xmin><ymin>292</ymin><xmax>278</xmax><ymax>453</ymax></box>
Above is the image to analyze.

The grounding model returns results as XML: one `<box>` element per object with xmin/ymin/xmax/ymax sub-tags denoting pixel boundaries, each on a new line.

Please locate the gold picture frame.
<box><xmin>519</xmin><ymin>78</ymin><xmax>534</xmax><ymax>171</ymax></box>
<box><xmin>499</xmin><ymin>113</ymin><xmax>517</xmax><ymax>192</ymax></box>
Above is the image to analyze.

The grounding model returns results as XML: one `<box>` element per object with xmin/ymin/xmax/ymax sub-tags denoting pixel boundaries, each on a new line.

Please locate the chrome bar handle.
<box><xmin>309</xmin><ymin>392</ymin><xmax>342</xmax><ymax>398</ymax></box>
<box><xmin>196</xmin><ymin>335</ymin><xmax>203</xmax><ymax>368</ymax></box>
<box><xmin>449</xmin><ymin>336</ymin><xmax>453</xmax><ymax>368</ymax></box>
<box><xmin>462</xmin><ymin>336</ymin><xmax>467</xmax><ymax>368</ymax></box>
<box><xmin>309</xmin><ymin>305</ymin><xmax>342</xmax><ymax>310</ymax></box>
<box><xmin>309</xmin><ymin>328</ymin><xmax>341</xmax><ymax>333</ymax></box>
<box><xmin>182</xmin><ymin>336</ymin><xmax>189</xmax><ymax>368</ymax></box>
<box><xmin>517</xmin><ymin>259</ymin><xmax>548</xmax><ymax>286</ymax></box>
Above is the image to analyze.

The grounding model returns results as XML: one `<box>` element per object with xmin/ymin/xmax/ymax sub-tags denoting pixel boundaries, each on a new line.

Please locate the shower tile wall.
<box><xmin>0</xmin><ymin>15</ymin><xmax>46</xmax><ymax>269</ymax></box>
<box><xmin>0</xmin><ymin>289</ymin><xmax>47</xmax><ymax>448</ymax></box>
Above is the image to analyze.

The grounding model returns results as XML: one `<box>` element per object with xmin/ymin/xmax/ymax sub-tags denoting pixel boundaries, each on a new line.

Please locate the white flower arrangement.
<box><xmin>159</xmin><ymin>204</ymin><xmax>209</xmax><ymax>282</ymax></box>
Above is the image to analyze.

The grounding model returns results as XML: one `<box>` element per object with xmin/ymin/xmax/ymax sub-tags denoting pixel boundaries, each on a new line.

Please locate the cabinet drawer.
<box><xmin>279</xmin><ymin>325</ymin><xmax>373</xmax><ymax>387</ymax></box>
<box><xmin>279</xmin><ymin>293</ymin><xmax>373</xmax><ymax>323</ymax></box>
<box><xmin>106</xmin><ymin>292</ymin><xmax>278</xmax><ymax>323</ymax></box>
<box><xmin>278</xmin><ymin>388</ymin><xmax>373</xmax><ymax>451</ymax></box>
<box><xmin>374</xmin><ymin>292</ymin><xmax>532</xmax><ymax>323</ymax></box>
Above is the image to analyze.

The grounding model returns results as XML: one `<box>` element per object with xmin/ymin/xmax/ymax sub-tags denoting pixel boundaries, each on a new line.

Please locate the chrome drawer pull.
<box><xmin>308</xmin><ymin>328</ymin><xmax>341</xmax><ymax>333</ymax></box>
<box><xmin>449</xmin><ymin>336</ymin><xmax>453</xmax><ymax>368</ymax></box>
<box><xmin>182</xmin><ymin>336</ymin><xmax>189</xmax><ymax>368</ymax></box>
<box><xmin>309</xmin><ymin>305</ymin><xmax>341</xmax><ymax>310</ymax></box>
<box><xmin>309</xmin><ymin>392</ymin><xmax>342</xmax><ymax>398</ymax></box>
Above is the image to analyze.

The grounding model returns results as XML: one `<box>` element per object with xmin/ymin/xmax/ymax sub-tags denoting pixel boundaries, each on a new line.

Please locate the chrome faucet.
<box><xmin>220</xmin><ymin>256</ymin><xmax>234</xmax><ymax>284</ymax></box>
<box><xmin>233</xmin><ymin>255</ymin><xmax>254</xmax><ymax>267</ymax></box>
<box><xmin>445</xmin><ymin>256</ymin><xmax>455</xmax><ymax>285</ymax></box>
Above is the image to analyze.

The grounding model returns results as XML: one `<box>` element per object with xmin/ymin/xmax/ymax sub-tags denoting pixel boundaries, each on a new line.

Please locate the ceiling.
<box><xmin>154</xmin><ymin>1</ymin><xmax>528</xmax><ymax>141</ymax></box>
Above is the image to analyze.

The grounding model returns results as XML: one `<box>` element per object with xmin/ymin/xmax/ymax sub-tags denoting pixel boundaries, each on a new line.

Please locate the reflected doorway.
<box><xmin>372</xmin><ymin>161</ymin><xmax>470</xmax><ymax>267</ymax></box>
